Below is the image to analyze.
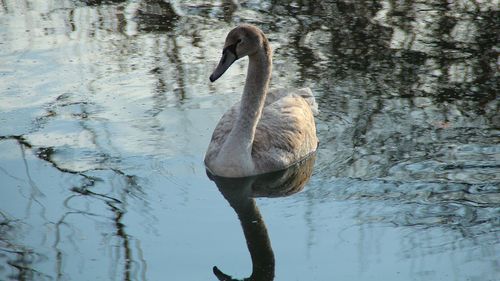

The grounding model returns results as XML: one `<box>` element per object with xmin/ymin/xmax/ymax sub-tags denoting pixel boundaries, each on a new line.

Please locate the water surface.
<box><xmin>0</xmin><ymin>1</ymin><xmax>499</xmax><ymax>281</ymax></box>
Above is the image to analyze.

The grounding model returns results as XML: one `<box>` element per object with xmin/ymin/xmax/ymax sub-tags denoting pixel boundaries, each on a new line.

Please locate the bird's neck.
<box><xmin>237</xmin><ymin>49</ymin><xmax>272</xmax><ymax>146</ymax></box>
<box><xmin>221</xmin><ymin>45</ymin><xmax>272</xmax><ymax>168</ymax></box>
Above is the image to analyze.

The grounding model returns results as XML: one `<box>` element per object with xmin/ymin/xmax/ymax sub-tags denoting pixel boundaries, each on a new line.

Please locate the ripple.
<box><xmin>1</xmin><ymin>0</ymin><xmax>499</xmax><ymax>280</ymax></box>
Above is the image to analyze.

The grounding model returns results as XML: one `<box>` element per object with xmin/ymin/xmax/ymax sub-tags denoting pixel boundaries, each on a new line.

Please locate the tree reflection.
<box><xmin>0</xmin><ymin>0</ymin><xmax>498</xmax><ymax>280</ymax></box>
<box><xmin>208</xmin><ymin>155</ymin><xmax>316</xmax><ymax>281</ymax></box>
<box><xmin>0</xmin><ymin>211</ymin><xmax>50</xmax><ymax>281</ymax></box>
<box><xmin>0</xmin><ymin>138</ymin><xmax>146</xmax><ymax>281</ymax></box>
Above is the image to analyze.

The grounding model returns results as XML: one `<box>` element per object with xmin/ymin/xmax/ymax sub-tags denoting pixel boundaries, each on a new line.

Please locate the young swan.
<box><xmin>205</xmin><ymin>24</ymin><xmax>318</xmax><ymax>178</ymax></box>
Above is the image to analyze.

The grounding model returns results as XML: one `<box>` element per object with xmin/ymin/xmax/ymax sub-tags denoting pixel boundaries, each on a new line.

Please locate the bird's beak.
<box><xmin>209</xmin><ymin>48</ymin><xmax>237</xmax><ymax>82</ymax></box>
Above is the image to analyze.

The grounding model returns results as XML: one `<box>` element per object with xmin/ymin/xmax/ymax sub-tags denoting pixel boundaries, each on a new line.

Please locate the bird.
<box><xmin>205</xmin><ymin>24</ymin><xmax>318</xmax><ymax>178</ymax></box>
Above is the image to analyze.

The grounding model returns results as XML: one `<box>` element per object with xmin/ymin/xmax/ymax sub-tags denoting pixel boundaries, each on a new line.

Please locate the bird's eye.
<box><xmin>236</xmin><ymin>39</ymin><xmax>242</xmax><ymax>44</ymax></box>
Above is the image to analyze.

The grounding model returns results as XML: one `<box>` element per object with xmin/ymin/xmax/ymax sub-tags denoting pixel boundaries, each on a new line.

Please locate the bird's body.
<box><xmin>205</xmin><ymin>24</ymin><xmax>318</xmax><ymax>177</ymax></box>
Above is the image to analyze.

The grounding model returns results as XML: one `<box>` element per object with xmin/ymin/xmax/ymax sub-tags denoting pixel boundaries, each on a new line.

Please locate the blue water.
<box><xmin>0</xmin><ymin>1</ymin><xmax>499</xmax><ymax>281</ymax></box>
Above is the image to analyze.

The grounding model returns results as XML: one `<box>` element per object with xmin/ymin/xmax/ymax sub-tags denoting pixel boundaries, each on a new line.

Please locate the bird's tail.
<box><xmin>296</xmin><ymin>87</ymin><xmax>319</xmax><ymax>115</ymax></box>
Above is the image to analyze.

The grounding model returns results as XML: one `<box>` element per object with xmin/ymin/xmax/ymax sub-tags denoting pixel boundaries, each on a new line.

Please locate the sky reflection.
<box><xmin>0</xmin><ymin>1</ymin><xmax>498</xmax><ymax>281</ymax></box>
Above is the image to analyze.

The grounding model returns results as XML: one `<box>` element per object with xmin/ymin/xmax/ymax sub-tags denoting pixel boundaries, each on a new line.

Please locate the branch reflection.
<box><xmin>208</xmin><ymin>154</ymin><xmax>316</xmax><ymax>281</ymax></box>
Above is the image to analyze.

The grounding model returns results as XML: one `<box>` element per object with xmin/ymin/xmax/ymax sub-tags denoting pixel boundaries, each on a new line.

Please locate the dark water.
<box><xmin>0</xmin><ymin>1</ymin><xmax>499</xmax><ymax>280</ymax></box>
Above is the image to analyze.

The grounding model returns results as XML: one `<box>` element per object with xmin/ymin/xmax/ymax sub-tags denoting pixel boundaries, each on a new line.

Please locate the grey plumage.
<box><xmin>205</xmin><ymin>24</ymin><xmax>318</xmax><ymax>177</ymax></box>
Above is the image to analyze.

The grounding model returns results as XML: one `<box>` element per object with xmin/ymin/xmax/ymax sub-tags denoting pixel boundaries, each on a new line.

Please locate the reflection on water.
<box><xmin>209</xmin><ymin>155</ymin><xmax>315</xmax><ymax>281</ymax></box>
<box><xmin>0</xmin><ymin>0</ymin><xmax>499</xmax><ymax>280</ymax></box>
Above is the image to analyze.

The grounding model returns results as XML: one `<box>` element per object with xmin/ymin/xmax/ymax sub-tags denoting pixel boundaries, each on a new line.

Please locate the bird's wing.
<box><xmin>252</xmin><ymin>94</ymin><xmax>318</xmax><ymax>172</ymax></box>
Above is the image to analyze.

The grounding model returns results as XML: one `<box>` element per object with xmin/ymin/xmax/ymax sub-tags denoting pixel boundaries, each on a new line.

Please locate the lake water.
<box><xmin>0</xmin><ymin>1</ymin><xmax>499</xmax><ymax>281</ymax></box>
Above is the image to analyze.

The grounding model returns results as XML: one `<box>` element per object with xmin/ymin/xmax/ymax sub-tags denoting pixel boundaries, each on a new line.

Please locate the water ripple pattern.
<box><xmin>0</xmin><ymin>1</ymin><xmax>498</xmax><ymax>281</ymax></box>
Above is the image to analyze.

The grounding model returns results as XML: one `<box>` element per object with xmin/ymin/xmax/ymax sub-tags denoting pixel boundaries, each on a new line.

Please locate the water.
<box><xmin>0</xmin><ymin>1</ymin><xmax>499</xmax><ymax>280</ymax></box>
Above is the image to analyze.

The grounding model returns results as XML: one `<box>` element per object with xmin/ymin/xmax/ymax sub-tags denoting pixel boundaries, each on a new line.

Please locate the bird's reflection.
<box><xmin>207</xmin><ymin>154</ymin><xmax>316</xmax><ymax>281</ymax></box>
